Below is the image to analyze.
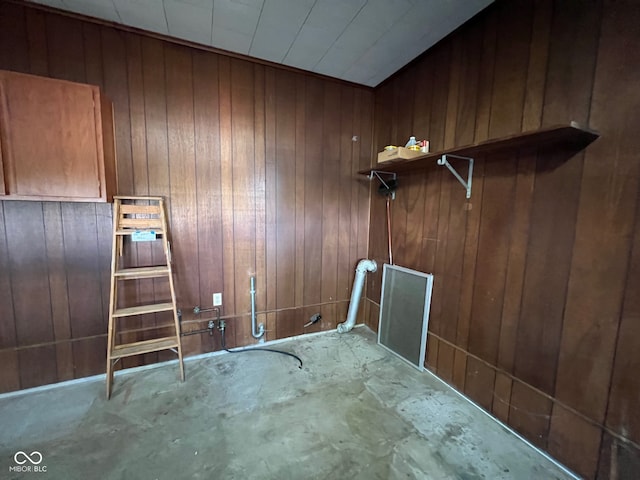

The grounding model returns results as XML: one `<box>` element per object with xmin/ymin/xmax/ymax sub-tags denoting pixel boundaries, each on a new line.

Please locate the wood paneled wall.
<box><xmin>366</xmin><ymin>0</ymin><xmax>640</xmax><ymax>478</ymax></box>
<box><xmin>0</xmin><ymin>3</ymin><xmax>372</xmax><ymax>392</ymax></box>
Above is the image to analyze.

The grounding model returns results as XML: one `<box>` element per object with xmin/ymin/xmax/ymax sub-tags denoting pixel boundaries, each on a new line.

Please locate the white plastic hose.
<box><xmin>337</xmin><ymin>259</ymin><xmax>377</xmax><ymax>333</ymax></box>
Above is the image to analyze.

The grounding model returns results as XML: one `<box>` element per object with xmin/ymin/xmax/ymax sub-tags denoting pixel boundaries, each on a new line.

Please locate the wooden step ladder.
<box><xmin>106</xmin><ymin>196</ymin><xmax>184</xmax><ymax>398</ymax></box>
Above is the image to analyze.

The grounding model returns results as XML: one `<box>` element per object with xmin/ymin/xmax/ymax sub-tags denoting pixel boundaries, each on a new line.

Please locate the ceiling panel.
<box><xmin>213</xmin><ymin>0</ymin><xmax>262</xmax><ymax>36</ymax></box>
<box><xmin>112</xmin><ymin>0</ymin><xmax>169</xmax><ymax>35</ymax></box>
<box><xmin>26</xmin><ymin>0</ymin><xmax>494</xmax><ymax>86</ymax></box>
<box><xmin>164</xmin><ymin>0</ymin><xmax>213</xmax><ymax>45</ymax></box>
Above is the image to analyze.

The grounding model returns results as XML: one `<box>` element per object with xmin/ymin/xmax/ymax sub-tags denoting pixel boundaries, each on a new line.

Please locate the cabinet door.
<box><xmin>0</xmin><ymin>72</ymin><xmax>102</xmax><ymax>199</ymax></box>
<box><xmin>0</xmin><ymin>125</ymin><xmax>5</xmax><ymax>196</ymax></box>
<box><xmin>0</xmin><ymin>80</ymin><xmax>6</xmax><ymax>195</ymax></box>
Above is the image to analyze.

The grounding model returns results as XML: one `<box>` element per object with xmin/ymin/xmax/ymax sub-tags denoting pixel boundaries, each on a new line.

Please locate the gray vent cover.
<box><xmin>378</xmin><ymin>264</ymin><xmax>434</xmax><ymax>371</ymax></box>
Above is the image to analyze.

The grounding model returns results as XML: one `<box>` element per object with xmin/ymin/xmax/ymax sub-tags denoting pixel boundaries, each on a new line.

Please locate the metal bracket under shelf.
<box><xmin>437</xmin><ymin>154</ymin><xmax>474</xmax><ymax>199</ymax></box>
<box><xmin>369</xmin><ymin>170</ymin><xmax>397</xmax><ymax>200</ymax></box>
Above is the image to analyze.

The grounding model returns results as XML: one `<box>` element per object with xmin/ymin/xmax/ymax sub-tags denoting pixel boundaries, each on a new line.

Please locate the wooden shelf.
<box><xmin>112</xmin><ymin>302</ymin><xmax>174</xmax><ymax>317</ymax></box>
<box><xmin>359</xmin><ymin>122</ymin><xmax>599</xmax><ymax>175</ymax></box>
<box><xmin>111</xmin><ymin>337</ymin><xmax>179</xmax><ymax>359</ymax></box>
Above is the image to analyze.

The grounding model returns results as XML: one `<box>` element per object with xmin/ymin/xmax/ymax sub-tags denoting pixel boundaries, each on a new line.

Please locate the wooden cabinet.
<box><xmin>0</xmin><ymin>70</ymin><xmax>117</xmax><ymax>202</ymax></box>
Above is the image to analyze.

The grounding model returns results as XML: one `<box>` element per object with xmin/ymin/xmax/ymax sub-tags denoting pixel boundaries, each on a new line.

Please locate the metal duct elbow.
<box><xmin>337</xmin><ymin>259</ymin><xmax>377</xmax><ymax>334</ymax></box>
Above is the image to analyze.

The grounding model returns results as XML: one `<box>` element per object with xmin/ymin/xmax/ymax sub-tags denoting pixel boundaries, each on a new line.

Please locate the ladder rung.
<box><xmin>115</xmin><ymin>229</ymin><xmax>164</xmax><ymax>235</ymax></box>
<box><xmin>119</xmin><ymin>204</ymin><xmax>161</xmax><ymax>215</ymax></box>
<box><xmin>118</xmin><ymin>218</ymin><xmax>163</xmax><ymax>229</ymax></box>
<box><xmin>114</xmin><ymin>195</ymin><xmax>164</xmax><ymax>201</ymax></box>
<box><xmin>114</xmin><ymin>266</ymin><xmax>170</xmax><ymax>279</ymax></box>
<box><xmin>113</xmin><ymin>303</ymin><xmax>174</xmax><ymax>317</ymax></box>
<box><xmin>110</xmin><ymin>337</ymin><xmax>179</xmax><ymax>359</ymax></box>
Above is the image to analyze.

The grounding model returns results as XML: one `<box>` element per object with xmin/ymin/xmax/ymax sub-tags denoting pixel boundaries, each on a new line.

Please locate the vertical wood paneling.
<box><xmin>541</xmin><ymin>0</ymin><xmax>601</xmax><ymax>127</ymax></box>
<box><xmin>165</xmin><ymin>45</ymin><xmax>199</xmax><ymax>354</ymax></box>
<box><xmin>429</xmin><ymin>172</ymin><xmax>451</xmax><ymax>339</ymax></box>
<box><xmin>337</xmin><ymin>86</ymin><xmax>354</xmax><ymax>301</ymax></box>
<box><xmin>390</xmin><ymin>72</ymin><xmax>415</xmax><ymax>264</ymax></box>
<box><xmin>94</xmin><ymin>203</ymin><xmax>112</xmax><ymax>336</ymax></box>
<box><xmin>126</xmin><ymin>34</ymin><xmax>148</xmax><ymax>197</ymax></box>
<box><xmin>254</xmin><ymin>64</ymin><xmax>268</xmax><ymax>329</ymax></box>
<box><xmin>512</xmin><ymin>150</ymin><xmax>582</xmax><ymax>395</ymax></box>
<box><xmin>0</xmin><ymin>3</ymin><xmax>373</xmax><ymax>395</ymax></box>
<box><xmin>487</xmin><ymin>0</ymin><xmax>532</xmax><ymax>139</ymax></box>
<box><xmin>436</xmin><ymin>341</ymin><xmax>454</xmax><ymax>383</ymax></box>
<box><xmin>320</xmin><ymin>83</ymin><xmax>340</xmax><ymax>304</ymax></box>
<box><xmin>0</xmin><ymin>350</ymin><xmax>20</xmax><ymax>392</ymax></box>
<box><xmin>125</xmin><ymin>34</ymin><xmax>156</xmax><ymax>360</ymax></box>
<box><xmin>0</xmin><ymin>3</ymin><xmax>28</xmax><ymax>71</ymax></box>
<box><xmin>597</xmin><ymin>432</ymin><xmax>640</xmax><ymax>480</ymax></box>
<box><xmin>82</xmin><ymin>23</ymin><xmax>104</xmax><ymax>86</ymax></box>
<box><xmin>348</xmin><ymin>90</ymin><xmax>362</xmax><ymax>292</ymax></box>
<box><xmin>419</xmin><ymin>168</ymin><xmax>441</xmax><ymax>275</ymax></box>
<box><xmin>454</xmin><ymin>21</ymin><xmax>482</xmax><ymax>148</ymax></box>
<box><xmin>425</xmin><ymin>333</ymin><xmax>438</xmax><ymax>372</ymax></box>
<box><xmin>293</xmin><ymin>76</ymin><xmax>306</xmax><ymax>308</ymax></box>
<box><xmin>231</xmin><ymin>59</ymin><xmax>256</xmax><ymax>344</ymax></box>
<box><xmin>275</xmin><ymin>70</ymin><xmax>296</xmax><ymax>312</ymax></box>
<box><xmin>193</xmin><ymin>50</ymin><xmax>222</xmax><ymax>310</ymax></box>
<box><xmin>73</xmin><ymin>336</ymin><xmax>107</xmax><ymax>379</ymax></box>
<box><xmin>275</xmin><ymin>309</ymin><xmax>301</xmax><ymax>340</ymax></box>
<box><xmin>0</xmin><ymin>203</ymin><xmax>17</xmax><ymax>350</ymax></box>
<box><xmin>402</xmin><ymin>169</ymin><xmax>426</xmax><ymax>269</ymax></box>
<box><xmin>521</xmin><ymin>0</ymin><xmax>552</xmax><ymax>131</ymax></box>
<box><xmin>101</xmin><ymin>27</ymin><xmax>133</xmax><ymax>196</ymax></box>
<box><xmin>455</xmin><ymin>159</ymin><xmax>484</xmax><ymax>350</ymax></box>
<box><xmin>25</xmin><ymin>8</ymin><xmax>48</xmax><ymax>76</ymax></box>
<box><xmin>218</xmin><ymin>56</ymin><xmax>236</xmax><ymax>325</ymax></box>
<box><xmin>443</xmin><ymin>36</ymin><xmax>461</xmax><ymax>151</ymax></box>
<box><xmin>320</xmin><ymin>302</ymin><xmax>336</xmax><ymax>331</ymax></box>
<box><xmin>464</xmin><ymin>356</ymin><xmax>495</xmax><ymax>412</ymax></box>
<box><xmin>45</xmin><ymin>14</ymin><xmax>85</xmax><ymax>82</ymax></box>
<box><xmin>496</xmin><ymin>152</ymin><xmax>535</xmax><ymax>373</ymax></box>
<box><xmin>141</xmin><ymin>36</ymin><xmax>171</xmax><ymax>338</ymax></box>
<box><xmin>356</xmin><ymin>90</ymin><xmax>372</xmax><ymax>271</ymax></box>
<box><xmin>303</xmin><ymin>77</ymin><xmax>324</xmax><ymax>306</ymax></box>
<box><xmin>264</xmin><ymin>67</ymin><xmax>277</xmax><ymax>312</ymax></box>
<box><xmin>468</xmin><ymin>156</ymin><xmax>516</xmax><ymax>363</ymax></box>
<box><xmin>548</xmin><ymin>404</ymin><xmax>602</xmax><ymax>479</ymax></box>
<box><xmin>553</xmin><ymin>0</ymin><xmax>640</xmax><ymax>424</ymax></box>
<box><xmin>508</xmin><ymin>381</ymin><xmax>552</xmax><ymax>449</ymax></box>
<box><xmin>473</xmin><ymin>11</ymin><xmax>497</xmax><ymax>143</ymax></box>
<box><xmin>451</xmin><ymin>349</ymin><xmax>467</xmax><ymax>391</ymax></box>
<box><xmin>42</xmin><ymin>203</ymin><xmax>73</xmax><ymax>380</ymax></box>
<box><xmin>18</xmin><ymin>345</ymin><xmax>57</xmax><ymax>389</ymax></box>
<box><xmin>366</xmin><ymin>192</ymin><xmax>386</xmax><ymax>301</ymax></box>
<box><xmin>61</xmin><ymin>203</ymin><xmax>103</xmax><ymax>340</ymax></box>
<box><xmin>4</xmin><ymin>202</ymin><xmax>53</xmax><ymax>346</ymax></box>
<box><xmin>492</xmin><ymin>372</ymin><xmax>512</xmax><ymax>423</ymax></box>
<box><xmin>369</xmin><ymin>1</ymin><xmax>639</xmax><ymax>477</ymax></box>
<box><xmin>606</xmin><ymin>199</ymin><xmax>640</xmax><ymax>444</ymax></box>
<box><xmin>439</xmin><ymin>188</ymin><xmax>467</xmax><ymax>343</ymax></box>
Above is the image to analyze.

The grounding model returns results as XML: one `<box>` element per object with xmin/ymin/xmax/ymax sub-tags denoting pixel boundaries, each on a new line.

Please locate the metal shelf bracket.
<box><xmin>437</xmin><ymin>154</ymin><xmax>474</xmax><ymax>199</ymax></box>
<box><xmin>369</xmin><ymin>170</ymin><xmax>397</xmax><ymax>200</ymax></box>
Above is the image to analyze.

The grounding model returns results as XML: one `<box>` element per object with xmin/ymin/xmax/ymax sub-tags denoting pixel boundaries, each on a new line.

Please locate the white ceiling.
<box><xmin>28</xmin><ymin>0</ymin><xmax>493</xmax><ymax>87</ymax></box>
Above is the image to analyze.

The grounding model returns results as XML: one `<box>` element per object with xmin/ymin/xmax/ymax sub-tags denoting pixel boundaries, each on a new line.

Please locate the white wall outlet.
<box><xmin>213</xmin><ymin>293</ymin><xmax>222</xmax><ymax>306</ymax></box>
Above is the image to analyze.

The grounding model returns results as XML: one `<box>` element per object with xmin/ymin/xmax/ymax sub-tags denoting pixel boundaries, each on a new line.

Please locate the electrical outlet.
<box><xmin>212</xmin><ymin>293</ymin><xmax>222</xmax><ymax>306</ymax></box>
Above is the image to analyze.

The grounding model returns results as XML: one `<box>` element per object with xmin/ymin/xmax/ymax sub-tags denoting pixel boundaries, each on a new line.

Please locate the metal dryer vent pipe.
<box><xmin>337</xmin><ymin>259</ymin><xmax>377</xmax><ymax>334</ymax></box>
<box><xmin>250</xmin><ymin>276</ymin><xmax>265</xmax><ymax>340</ymax></box>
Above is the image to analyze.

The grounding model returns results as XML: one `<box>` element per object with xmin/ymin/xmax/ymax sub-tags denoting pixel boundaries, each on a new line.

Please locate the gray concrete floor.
<box><xmin>0</xmin><ymin>327</ymin><xmax>574</xmax><ymax>479</ymax></box>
